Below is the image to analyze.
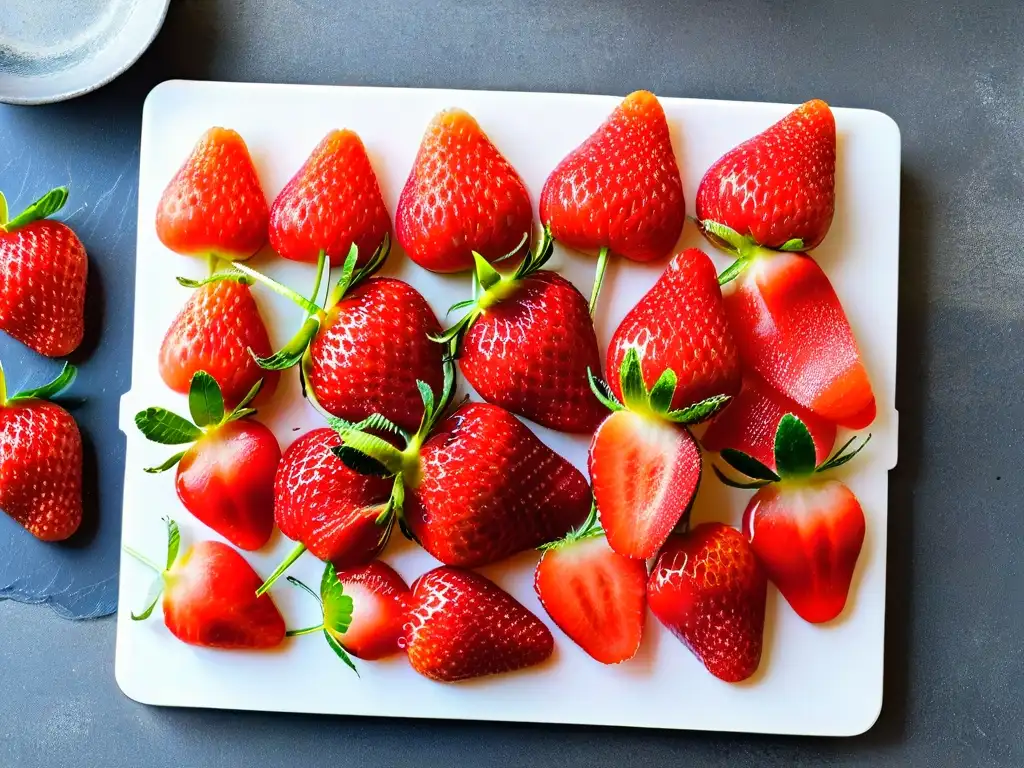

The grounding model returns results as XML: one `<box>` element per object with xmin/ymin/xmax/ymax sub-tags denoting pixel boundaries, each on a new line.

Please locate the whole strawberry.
<box><xmin>404</xmin><ymin>566</ymin><xmax>553</xmax><ymax>682</ymax></box>
<box><xmin>156</xmin><ymin>127</ymin><xmax>269</xmax><ymax>261</ymax></box>
<box><xmin>159</xmin><ymin>274</ymin><xmax>279</xmax><ymax>409</ymax></box>
<box><xmin>0</xmin><ymin>362</ymin><xmax>81</xmax><ymax>541</ymax></box>
<box><xmin>270</xmin><ymin>130</ymin><xmax>392</xmax><ymax>268</ymax></box>
<box><xmin>437</xmin><ymin>229</ymin><xmax>605</xmax><ymax>433</ymax></box>
<box><xmin>127</xmin><ymin>519</ymin><xmax>285</xmax><ymax>649</ymax></box>
<box><xmin>396</xmin><ymin>108</ymin><xmax>532</xmax><ymax>273</ymax></box>
<box><xmin>697</xmin><ymin>100</ymin><xmax>836</xmax><ymax>252</ymax></box>
<box><xmin>717</xmin><ymin>414</ymin><xmax>870</xmax><ymax>623</ymax></box>
<box><xmin>648</xmin><ymin>523</ymin><xmax>767</xmax><ymax>683</ymax></box>
<box><xmin>541</xmin><ymin>91</ymin><xmax>685</xmax><ymax>313</ymax></box>
<box><xmin>336</xmin><ymin>363</ymin><xmax>591</xmax><ymax>568</ymax></box>
<box><xmin>135</xmin><ymin>373</ymin><xmax>280</xmax><ymax>551</ymax></box>
<box><xmin>237</xmin><ymin>244</ymin><xmax>445</xmax><ymax>433</ymax></box>
<box><xmin>0</xmin><ymin>187</ymin><xmax>87</xmax><ymax>357</ymax></box>
<box><xmin>607</xmin><ymin>248</ymin><xmax>740</xmax><ymax>411</ymax></box>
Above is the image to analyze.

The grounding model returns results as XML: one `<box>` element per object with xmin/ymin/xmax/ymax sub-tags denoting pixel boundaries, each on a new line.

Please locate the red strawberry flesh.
<box><xmin>332</xmin><ymin>561</ymin><xmax>409</xmax><ymax>660</ymax></box>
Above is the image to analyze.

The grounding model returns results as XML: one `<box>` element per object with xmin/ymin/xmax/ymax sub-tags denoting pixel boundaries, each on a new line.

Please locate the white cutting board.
<box><xmin>115</xmin><ymin>81</ymin><xmax>900</xmax><ymax>736</ymax></box>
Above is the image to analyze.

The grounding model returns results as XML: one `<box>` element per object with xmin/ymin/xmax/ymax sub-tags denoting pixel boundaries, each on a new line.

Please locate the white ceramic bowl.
<box><xmin>0</xmin><ymin>0</ymin><xmax>170</xmax><ymax>105</ymax></box>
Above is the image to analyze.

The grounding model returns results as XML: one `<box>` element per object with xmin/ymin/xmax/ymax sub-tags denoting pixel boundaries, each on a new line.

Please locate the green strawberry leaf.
<box><xmin>334</xmin><ymin>429</ymin><xmax>405</xmax><ymax>475</ymax></box>
<box><xmin>774</xmin><ymin>414</ymin><xmax>818</xmax><ymax>478</ymax></box>
<box><xmin>587</xmin><ymin>368</ymin><xmax>622</xmax><ymax>412</ymax></box>
<box><xmin>253</xmin><ymin>315</ymin><xmax>321</xmax><ymax>371</ymax></box>
<box><xmin>817</xmin><ymin>434</ymin><xmax>872</xmax><ymax>473</ymax></box>
<box><xmin>417</xmin><ymin>380</ymin><xmax>436</xmax><ymax>423</ymax></box>
<box><xmin>164</xmin><ymin>517</ymin><xmax>180</xmax><ymax>569</ymax></box>
<box><xmin>224</xmin><ymin>379</ymin><xmax>264</xmax><ymax>423</ymax></box>
<box><xmin>8</xmin><ymin>362</ymin><xmax>77</xmax><ymax>403</ymax></box>
<box><xmin>473</xmin><ymin>251</ymin><xmax>503</xmax><ymax>292</ymax></box>
<box><xmin>188</xmin><ymin>371</ymin><xmax>224</xmax><ymax>428</ymax></box>
<box><xmin>135</xmin><ymin>408</ymin><xmax>201</xmax><ymax>445</ymax></box>
<box><xmin>130</xmin><ymin>577</ymin><xmax>165</xmax><ymax>621</ymax></box>
<box><xmin>665</xmin><ymin>394</ymin><xmax>731</xmax><ymax>424</ymax></box>
<box><xmin>0</xmin><ymin>191</ymin><xmax>8</xmax><ymax>226</ymax></box>
<box><xmin>618</xmin><ymin>347</ymin><xmax>647</xmax><ymax>412</ymax></box>
<box><xmin>700</xmin><ymin>219</ymin><xmax>748</xmax><ymax>252</ymax></box>
<box><xmin>320</xmin><ymin>563</ymin><xmax>354</xmax><ymax>636</ymax></box>
<box><xmin>717</xmin><ymin>257</ymin><xmax>752</xmax><ymax>286</ymax></box>
<box><xmin>327</xmin><ymin>244</ymin><xmax>361</xmax><ymax>308</ymax></box>
<box><xmin>648</xmin><ymin>368</ymin><xmax>678</xmax><ymax>415</ymax></box>
<box><xmin>720</xmin><ymin>448</ymin><xmax>780</xmax><ymax>481</ymax></box>
<box><xmin>712</xmin><ymin>464</ymin><xmax>773</xmax><ymax>490</ymax></box>
<box><xmin>4</xmin><ymin>186</ymin><xmax>69</xmax><ymax>231</ymax></box>
<box><xmin>143</xmin><ymin>449</ymin><xmax>187</xmax><ymax>474</ymax></box>
<box><xmin>332</xmin><ymin>445</ymin><xmax>392</xmax><ymax>477</ymax></box>
<box><xmin>446</xmin><ymin>298</ymin><xmax>478</xmax><ymax>317</ymax></box>
<box><xmin>780</xmin><ymin>238</ymin><xmax>806</xmax><ymax>252</ymax></box>
<box><xmin>323</xmin><ymin>629</ymin><xmax>359</xmax><ymax>675</ymax></box>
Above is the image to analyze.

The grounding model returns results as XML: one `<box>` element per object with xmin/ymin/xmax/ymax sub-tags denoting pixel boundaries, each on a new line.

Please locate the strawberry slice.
<box><xmin>589</xmin><ymin>348</ymin><xmax>728</xmax><ymax>560</ymax></box>
<box><xmin>270</xmin><ymin>130</ymin><xmax>392</xmax><ymax>268</ymax></box>
<box><xmin>156</xmin><ymin>127</ymin><xmax>269</xmax><ymax>262</ymax></box>
<box><xmin>134</xmin><ymin>373</ymin><xmax>280</xmax><ymax>551</ymax></box>
<box><xmin>404</xmin><ymin>566</ymin><xmax>553</xmax><ymax>682</ymax></box>
<box><xmin>702</xmin><ymin>373</ymin><xmax>837</xmax><ymax>471</ymax></box>
<box><xmin>126</xmin><ymin>518</ymin><xmax>285</xmax><ymax>649</ymax></box>
<box><xmin>648</xmin><ymin>522</ymin><xmax>767</xmax><ymax>682</ymax></box>
<box><xmin>716</xmin><ymin>414</ymin><xmax>870</xmax><ymax>623</ymax></box>
<box><xmin>286</xmin><ymin>560</ymin><xmax>410</xmax><ymax>672</ymax></box>
<box><xmin>534</xmin><ymin>506</ymin><xmax>647</xmax><ymax>664</ymax></box>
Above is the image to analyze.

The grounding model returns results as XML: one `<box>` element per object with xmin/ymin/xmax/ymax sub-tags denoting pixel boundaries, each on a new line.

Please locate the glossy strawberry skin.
<box><xmin>648</xmin><ymin>523</ymin><xmax>767</xmax><ymax>683</ymax></box>
<box><xmin>459</xmin><ymin>271</ymin><xmax>605</xmax><ymax>433</ymax></box>
<box><xmin>396</xmin><ymin>109</ymin><xmax>532</xmax><ymax>273</ymax></box>
<box><xmin>534</xmin><ymin>535</ymin><xmax>647</xmax><ymax>664</ymax></box>
<box><xmin>273</xmin><ymin>428</ymin><xmax>393</xmax><ymax>568</ymax></box>
<box><xmin>270</xmin><ymin>130</ymin><xmax>392</xmax><ymax>267</ymax></box>
<box><xmin>607</xmin><ymin>248</ymin><xmax>741</xmax><ymax>410</ymax></box>
<box><xmin>156</xmin><ymin>128</ymin><xmax>269</xmax><ymax>261</ymax></box>
<box><xmin>0</xmin><ymin>400</ymin><xmax>82</xmax><ymax>541</ymax></box>
<box><xmin>332</xmin><ymin>561</ymin><xmax>409</xmax><ymax>660</ymax></box>
<box><xmin>541</xmin><ymin>90</ymin><xmax>685</xmax><ymax>262</ymax></box>
<box><xmin>176</xmin><ymin>419</ymin><xmax>281</xmax><ymax>551</ymax></box>
<box><xmin>702</xmin><ymin>374</ymin><xmax>837</xmax><ymax>470</ymax></box>
<box><xmin>696</xmin><ymin>100</ymin><xmax>836</xmax><ymax>251</ymax></box>
<box><xmin>742</xmin><ymin>479</ymin><xmax>865</xmax><ymax>624</ymax></box>
<box><xmin>162</xmin><ymin>541</ymin><xmax>285</xmax><ymax>649</ymax></box>
<box><xmin>404</xmin><ymin>566</ymin><xmax>554</xmax><ymax>682</ymax></box>
<box><xmin>589</xmin><ymin>411</ymin><xmax>702</xmax><ymax>560</ymax></box>
<box><xmin>723</xmin><ymin>252</ymin><xmax>875</xmax><ymax>429</ymax></box>
<box><xmin>159</xmin><ymin>280</ymin><xmax>279</xmax><ymax>409</ymax></box>
<box><xmin>406</xmin><ymin>402</ymin><xmax>591</xmax><ymax>568</ymax></box>
<box><xmin>307</xmin><ymin>277</ymin><xmax>446</xmax><ymax>434</ymax></box>
<box><xmin>0</xmin><ymin>220</ymin><xmax>87</xmax><ymax>357</ymax></box>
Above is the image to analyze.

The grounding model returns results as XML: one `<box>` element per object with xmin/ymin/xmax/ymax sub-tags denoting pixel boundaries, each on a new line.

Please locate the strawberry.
<box><xmin>159</xmin><ymin>274</ymin><xmax>279</xmax><ymax>409</ymax></box>
<box><xmin>269</xmin><ymin>130</ymin><xmax>392</xmax><ymax>268</ymax></box>
<box><xmin>335</xmin><ymin>362</ymin><xmax>591</xmax><ymax>568</ymax></box>
<box><xmin>534</xmin><ymin>506</ymin><xmax>647</xmax><ymax>664</ymax></box>
<box><xmin>716</xmin><ymin>414</ymin><xmax>870</xmax><ymax>624</ymax></box>
<box><xmin>648</xmin><ymin>522</ymin><xmax>767</xmax><ymax>683</ymax></box>
<box><xmin>716</xmin><ymin>246</ymin><xmax>875</xmax><ymax>429</ymax></box>
<box><xmin>404</xmin><ymin>566</ymin><xmax>553</xmax><ymax>682</ymax></box>
<box><xmin>0</xmin><ymin>361</ymin><xmax>81</xmax><ymax>541</ymax></box>
<box><xmin>540</xmin><ymin>90</ymin><xmax>685</xmax><ymax>313</ymax></box>
<box><xmin>396</xmin><ymin>108</ymin><xmax>532</xmax><ymax>273</ymax></box>
<box><xmin>436</xmin><ymin>229</ymin><xmax>605</xmax><ymax>433</ymax></box>
<box><xmin>0</xmin><ymin>187</ymin><xmax>87</xmax><ymax>357</ymax></box>
<box><xmin>156</xmin><ymin>127</ymin><xmax>269</xmax><ymax>261</ymax></box>
<box><xmin>255</xmin><ymin>427</ymin><xmax>393</xmax><ymax>595</ymax></box>
<box><xmin>607</xmin><ymin>248</ymin><xmax>741</xmax><ymax>410</ymax></box>
<box><xmin>589</xmin><ymin>348</ymin><xmax>728</xmax><ymax>560</ymax></box>
<box><xmin>286</xmin><ymin>560</ymin><xmax>409</xmax><ymax>671</ymax></box>
<box><xmin>126</xmin><ymin>518</ymin><xmax>285</xmax><ymax>649</ymax></box>
<box><xmin>702</xmin><ymin>373</ymin><xmax>837</xmax><ymax>471</ymax></box>
<box><xmin>134</xmin><ymin>373</ymin><xmax>280</xmax><ymax>551</ymax></box>
<box><xmin>236</xmin><ymin>245</ymin><xmax>445</xmax><ymax>433</ymax></box>
<box><xmin>696</xmin><ymin>99</ymin><xmax>836</xmax><ymax>252</ymax></box>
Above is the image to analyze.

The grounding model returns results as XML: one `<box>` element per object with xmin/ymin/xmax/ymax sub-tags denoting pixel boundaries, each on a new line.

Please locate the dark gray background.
<box><xmin>1</xmin><ymin>0</ymin><xmax>1022</xmax><ymax>765</ymax></box>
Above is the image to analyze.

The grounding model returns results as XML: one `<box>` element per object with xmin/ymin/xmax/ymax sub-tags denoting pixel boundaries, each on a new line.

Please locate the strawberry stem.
<box><xmin>0</xmin><ymin>192</ymin><xmax>8</xmax><ymax>228</ymax></box>
<box><xmin>233</xmin><ymin>262</ymin><xmax>321</xmax><ymax>317</ymax></box>
<box><xmin>589</xmin><ymin>246</ymin><xmax>610</xmax><ymax>316</ymax></box>
<box><xmin>256</xmin><ymin>542</ymin><xmax>307</xmax><ymax>597</ymax></box>
<box><xmin>309</xmin><ymin>249</ymin><xmax>327</xmax><ymax>305</ymax></box>
<box><xmin>123</xmin><ymin>546</ymin><xmax>163</xmax><ymax>574</ymax></box>
<box><xmin>286</xmin><ymin>624</ymin><xmax>325</xmax><ymax>637</ymax></box>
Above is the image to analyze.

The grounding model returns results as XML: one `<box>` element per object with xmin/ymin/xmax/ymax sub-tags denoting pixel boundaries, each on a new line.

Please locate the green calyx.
<box><xmin>538</xmin><ymin>502</ymin><xmax>604</xmax><ymax>551</ymax></box>
<box><xmin>700</xmin><ymin>220</ymin><xmax>805</xmax><ymax>286</ymax></box>
<box><xmin>283</xmin><ymin>564</ymin><xmax>358</xmax><ymax>675</ymax></box>
<box><xmin>0</xmin><ymin>187</ymin><xmax>69</xmax><ymax>233</ymax></box>
<box><xmin>124</xmin><ymin>518</ymin><xmax>181</xmax><ymax>621</ymax></box>
<box><xmin>134</xmin><ymin>372</ymin><xmax>264</xmax><ymax>473</ymax></box>
<box><xmin>587</xmin><ymin>347</ymin><xmax>731</xmax><ymax>424</ymax></box>
<box><xmin>0</xmin><ymin>360</ymin><xmax>76</xmax><ymax>408</ymax></box>
<box><xmin>714</xmin><ymin>413</ymin><xmax>872</xmax><ymax>490</ymax></box>
<box><xmin>432</xmin><ymin>229</ymin><xmax>548</xmax><ymax>357</ymax></box>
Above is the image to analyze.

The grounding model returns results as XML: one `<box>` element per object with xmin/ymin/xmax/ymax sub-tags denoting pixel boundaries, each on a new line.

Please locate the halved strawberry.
<box><xmin>126</xmin><ymin>519</ymin><xmax>285</xmax><ymax>649</ymax></box>
<box><xmin>286</xmin><ymin>560</ymin><xmax>410</xmax><ymax>672</ymax></box>
<box><xmin>534</xmin><ymin>506</ymin><xmax>647</xmax><ymax>664</ymax></box>
<box><xmin>589</xmin><ymin>348</ymin><xmax>728</xmax><ymax>560</ymax></box>
<box><xmin>702</xmin><ymin>373</ymin><xmax>837</xmax><ymax>471</ymax></box>
<box><xmin>716</xmin><ymin>414</ymin><xmax>870</xmax><ymax>623</ymax></box>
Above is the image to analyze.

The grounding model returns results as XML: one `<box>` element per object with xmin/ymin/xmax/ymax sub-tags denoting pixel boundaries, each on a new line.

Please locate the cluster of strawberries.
<box><xmin>125</xmin><ymin>91</ymin><xmax>877</xmax><ymax>684</ymax></box>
